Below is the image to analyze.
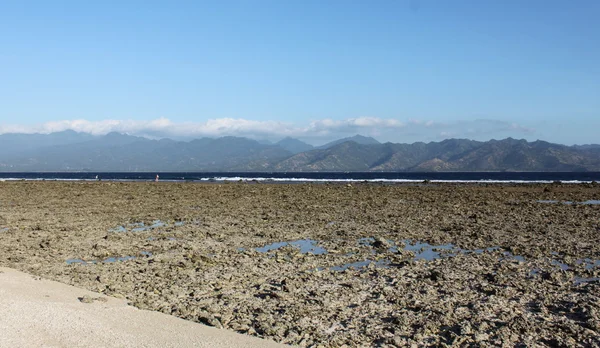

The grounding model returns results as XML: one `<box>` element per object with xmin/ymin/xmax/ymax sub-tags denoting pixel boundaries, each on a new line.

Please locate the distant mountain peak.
<box><xmin>348</xmin><ymin>134</ymin><xmax>380</xmax><ymax>143</ymax></box>
<box><xmin>104</xmin><ymin>131</ymin><xmax>130</xmax><ymax>138</ymax></box>
<box><xmin>317</xmin><ymin>134</ymin><xmax>380</xmax><ymax>149</ymax></box>
<box><xmin>1</xmin><ymin>132</ymin><xmax>599</xmax><ymax>172</ymax></box>
<box><xmin>256</xmin><ymin>139</ymin><xmax>274</xmax><ymax>145</ymax></box>
<box><xmin>54</xmin><ymin>129</ymin><xmax>80</xmax><ymax>135</ymax></box>
<box><xmin>276</xmin><ymin>137</ymin><xmax>314</xmax><ymax>154</ymax></box>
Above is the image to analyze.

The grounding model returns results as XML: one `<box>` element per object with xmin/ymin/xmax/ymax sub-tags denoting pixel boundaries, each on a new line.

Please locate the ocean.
<box><xmin>1</xmin><ymin>172</ymin><xmax>599</xmax><ymax>183</ymax></box>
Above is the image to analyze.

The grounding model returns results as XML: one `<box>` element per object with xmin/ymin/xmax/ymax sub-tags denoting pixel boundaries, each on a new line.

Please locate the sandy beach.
<box><xmin>0</xmin><ymin>267</ymin><xmax>285</xmax><ymax>348</ymax></box>
<box><xmin>0</xmin><ymin>181</ymin><xmax>598</xmax><ymax>346</ymax></box>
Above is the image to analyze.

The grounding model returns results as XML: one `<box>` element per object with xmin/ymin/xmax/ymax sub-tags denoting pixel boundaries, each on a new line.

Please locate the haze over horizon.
<box><xmin>1</xmin><ymin>0</ymin><xmax>598</xmax><ymax>145</ymax></box>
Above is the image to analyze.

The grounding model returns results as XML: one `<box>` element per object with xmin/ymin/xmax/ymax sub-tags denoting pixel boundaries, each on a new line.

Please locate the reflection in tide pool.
<box><xmin>132</xmin><ymin>220</ymin><xmax>165</xmax><ymax>232</ymax></box>
<box><xmin>103</xmin><ymin>256</ymin><xmax>136</xmax><ymax>263</ymax></box>
<box><xmin>255</xmin><ymin>239</ymin><xmax>328</xmax><ymax>255</ymax></box>
<box><xmin>66</xmin><ymin>256</ymin><xmax>134</xmax><ymax>265</ymax></box>
<box><xmin>254</xmin><ymin>238</ymin><xmax>510</xmax><ymax>271</ymax></box>
<box><xmin>252</xmin><ymin>237</ymin><xmax>599</xmax><ymax>281</ymax></box>
<box><xmin>575</xmin><ymin>277</ymin><xmax>600</xmax><ymax>285</ymax></box>
<box><xmin>342</xmin><ymin>239</ymin><xmax>503</xmax><ymax>271</ymax></box>
<box><xmin>403</xmin><ymin>241</ymin><xmax>455</xmax><ymax>261</ymax></box>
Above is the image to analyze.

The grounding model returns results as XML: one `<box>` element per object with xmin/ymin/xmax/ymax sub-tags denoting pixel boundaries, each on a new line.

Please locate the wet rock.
<box><xmin>372</xmin><ymin>236</ymin><xmax>391</xmax><ymax>249</ymax></box>
<box><xmin>198</xmin><ymin>313</ymin><xmax>223</xmax><ymax>329</ymax></box>
<box><xmin>78</xmin><ymin>295</ymin><xmax>94</xmax><ymax>304</ymax></box>
<box><xmin>78</xmin><ymin>295</ymin><xmax>107</xmax><ymax>303</ymax></box>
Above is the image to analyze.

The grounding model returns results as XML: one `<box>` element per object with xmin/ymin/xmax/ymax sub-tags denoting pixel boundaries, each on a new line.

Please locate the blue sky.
<box><xmin>0</xmin><ymin>0</ymin><xmax>598</xmax><ymax>145</ymax></box>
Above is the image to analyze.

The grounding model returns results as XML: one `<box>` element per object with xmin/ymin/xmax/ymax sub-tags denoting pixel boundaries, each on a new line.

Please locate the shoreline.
<box><xmin>1</xmin><ymin>178</ymin><xmax>598</xmax><ymax>186</ymax></box>
<box><xmin>1</xmin><ymin>171</ymin><xmax>599</xmax><ymax>185</ymax></box>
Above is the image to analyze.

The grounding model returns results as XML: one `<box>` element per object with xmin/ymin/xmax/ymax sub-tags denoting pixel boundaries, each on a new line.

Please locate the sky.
<box><xmin>0</xmin><ymin>0</ymin><xmax>598</xmax><ymax>145</ymax></box>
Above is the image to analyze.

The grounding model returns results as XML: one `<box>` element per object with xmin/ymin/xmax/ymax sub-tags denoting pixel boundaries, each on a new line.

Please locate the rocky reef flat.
<box><xmin>0</xmin><ymin>181</ymin><xmax>598</xmax><ymax>346</ymax></box>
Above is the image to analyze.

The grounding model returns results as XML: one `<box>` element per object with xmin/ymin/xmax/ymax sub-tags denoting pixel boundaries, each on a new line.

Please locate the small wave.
<box><xmin>0</xmin><ymin>176</ymin><xmax>592</xmax><ymax>184</ymax></box>
<box><xmin>201</xmin><ymin>177</ymin><xmax>589</xmax><ymax>184</ymax></box>
<box><xmin>0</xmin><ymin>173</ymin><xmax>596</xmax><ymax>184</ymax></box>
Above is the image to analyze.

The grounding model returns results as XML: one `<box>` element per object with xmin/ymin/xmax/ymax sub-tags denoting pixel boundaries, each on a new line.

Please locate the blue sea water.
<box><xmin>0</xmin><ymin>172</ymin><xmax>599</xmax><ymax>183</ymax></box>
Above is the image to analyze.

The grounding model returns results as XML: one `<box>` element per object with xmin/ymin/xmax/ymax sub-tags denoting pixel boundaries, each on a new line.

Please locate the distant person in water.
<box><xmin>155</xmin><ymin>174</ymin><xmax>159</xmax><ymax>182</ymax></box>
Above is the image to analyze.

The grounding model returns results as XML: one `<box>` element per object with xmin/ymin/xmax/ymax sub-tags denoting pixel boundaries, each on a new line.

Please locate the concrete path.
<box><xmin>0</xmin><ymin>267</ymin><xmax>287</xmax><ymax>348</ymax></box>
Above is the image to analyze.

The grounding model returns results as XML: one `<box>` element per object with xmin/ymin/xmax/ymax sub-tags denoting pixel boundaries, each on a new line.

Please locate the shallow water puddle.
<box><xmin>403</xmin><ymin>241</ymin><xmax>455</xmax><ymax>261</ymax></box>
<box><xmin>330</xmin><ymin>259</ymin><xmax>391</xmax><ymax>272</ymax></box>
<box><xmin>66</xmin><ymin>252</ymin><xmax>152</xmax><ymax>265</ymax></box>
<box><xmin>363</xmin><ymin>238</ymin><xmax>499</xmax><ymax>261</ymax></box>
<box><xmin>66</xmin><ymin>256</ymin><xmax>133</xmax><ymax>265</ymax></box>
<box><xmin>578</xmin><ymin>258</ymin><xmax>600</xmax><ymax>269</ymax></box>
<box><xmin>253</xmin><ymin>238</ymin><xmax>513</xmax><ymax>271</ymax></box>
<box><xmin>66</xmin><ymin>258</ymin><xmax>94</xmax><ymax>265</ymax></box>
<box><xmin>251</xmin><ymin>238</ymin><xmax>599</xmax><ymax>280</ymax></box>
<box><xmin>103</xmin><ymin>256</ymin><xmax>136</xmax><ymax>263</ymax></box>
<box><xmin>331</xmin><ymin>240</ymin><xmax>505</xmax><ymax>272</ymax></box>
<box><xmin>255</xmin><ymin>239</ymin><xmax>328</xmax><ymax>255</ymax></box>
<box><xmin>539</xmin><ymin>252</ymin><xmax>599</xmax><ymax>271</ymax></box>
<box><xmin>502</xmin><ymin>252</ymin><xmax>526</xmax><ymax>262</ymax></box>
<box><xmin>132</xmin><ymin>220</ymin><xmax>165</xmax><ymax>232</ymax></box>
<box><xmin>0</xmin><ymin>227</ymin><xmax>8</xmax><ymax>232</ymax></box>
<box><xmin>574</xmin><ymin>277</ymin><xmax>600</xmax><ymax>285</ymax></box>
<box><xmin>529</xmin><ymin>270</ymin><xmax>599</xmax><ymax>285</ymax></box>
<box><xmin>530</xmin><ymin>257</ymin><xmax>599</xmax><ymax>284</ymax></box>
<box><xmin>109</xmin><ymin>220</ymin><xmax>185</xmax><ymax>232</ymax></box>
<box><xmin>551</xmin><ymin>258</ymin><xmax>600</xmax><ymax>271</ymax></box>
<box><xmin>551</xmin><ymin>259</ymin><xmax>570</xmax><ymax>271</ymax></box>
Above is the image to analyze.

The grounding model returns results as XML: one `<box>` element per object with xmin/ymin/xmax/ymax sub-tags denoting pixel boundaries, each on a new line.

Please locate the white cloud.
<box><xmin>0</xmin><ymin>118</ymin><xmax>298</xmax><ymax>138</ymax></box>
<box><xmin>308</xmin><ymin>117</ymin><xmax>404</xmax><ymax>134</ymax></box>
<box><xmin>438</xmin><ymin>131</ymin><xmax>455</xmax><ymax>138</ymax></box>
<box><xmin>0</xmin><ymin>117</ymin><xmax>535</xmax><ymax>143</ymax></box>
<box><xmin>0</xmin><ymin>117</ymin><xmax>405</xmax><ymax>138</ymax></box>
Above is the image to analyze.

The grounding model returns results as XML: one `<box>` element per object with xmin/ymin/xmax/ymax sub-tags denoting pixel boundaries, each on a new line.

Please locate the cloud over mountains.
<box><xmin>0</xmin><ymin>117</ymin><xmax>534</xmax><ymax>143</ymax></box>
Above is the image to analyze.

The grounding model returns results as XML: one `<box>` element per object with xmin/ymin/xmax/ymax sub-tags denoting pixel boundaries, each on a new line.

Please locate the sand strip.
<box><xmin>0</xmin><ymin>267</ymin><xmax>287</xmax><ymax>348</ymax></box>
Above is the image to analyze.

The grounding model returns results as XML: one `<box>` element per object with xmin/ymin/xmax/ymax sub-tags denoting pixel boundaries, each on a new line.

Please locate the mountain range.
<box><xmin>1</xmin><ymin>131</ymin><xmax>599</xmax><ymax>172</ymax></box>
